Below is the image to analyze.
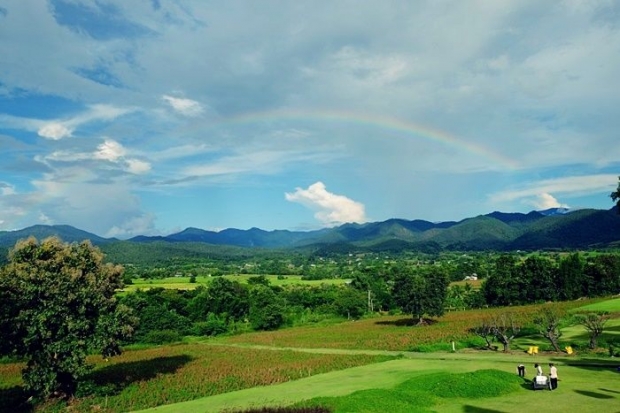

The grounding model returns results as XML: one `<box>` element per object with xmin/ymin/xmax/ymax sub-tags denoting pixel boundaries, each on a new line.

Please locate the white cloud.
<box><xmin>38</xmin><ymin>212</ymin><xmax>53</xmax><ymax>224</ymax></box>
<box><xmin>126</xmin><ymin>158</ymin><xmax>151</xmax><ymax>174</ymax></box>
<box><xmin>105</xmin><ymin>213</ymin><xmax>157</xmax><ymax>238</ymax></box>
<box><xmin>489</xmin><ymin>174</ymin><xmax>618</xmax><ymax>203</ymax></box>
<box><xmin>162</xmin><ymin>95</ymin><xmax>204</xmax><ymax>117</ymax></box>
<box><xmin>285</xmin><ymin>182</ymin><xmax>367</xmax><ymax>226</ymax></box>
<box><xmin>94</xmin><ymin>139</ymin><xmax>126</xmax><ymax>162</ymax></box>
<box><xmin>38</xmin><ymin>122</ymin><xmax>73</xmax><ymax>140</ymax></box>
<box><xmin>531</xmin><ymin>193</ymin><xmax>569</xmax><ymax>210</ymax></box>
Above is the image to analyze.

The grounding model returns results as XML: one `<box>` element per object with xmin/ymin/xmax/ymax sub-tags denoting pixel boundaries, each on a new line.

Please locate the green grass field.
<box><xmin>134</xmin><ymin>297</ymin><xmax>620</xmax><ymax>413</ymax></box>
<box><xmin>134</xmin><ymin>350</ymin><xmax>620</xmax><ymax>413</ymax></box>
<box><xmin>122</xmin><ymin>275</ymin><xmax>349</xmax><ymax>292</ymax></box>
<box><xmin>3</xmin><ymin>297</ymin><xmax>620</xmax><ymax>413</ymax></box>
<box><xmin>570</xmin><ymin>296</ymin><xmax>620</xmax><ymax>313</ymax></box>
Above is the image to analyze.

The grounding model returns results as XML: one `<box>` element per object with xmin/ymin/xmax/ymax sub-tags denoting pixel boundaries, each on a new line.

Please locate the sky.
<box><xmin>1</xmin><ymin>0</ymin><xmax>619</xmax><ymax>239</ymax></box>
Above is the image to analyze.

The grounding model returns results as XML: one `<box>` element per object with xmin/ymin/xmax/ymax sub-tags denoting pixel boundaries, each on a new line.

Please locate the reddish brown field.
<box><xmin>0</xmin><ymin>344</ymin><xmax>392</xmax><ymax>413</ymax></box>
<box><xmin>220</xmin><ymin>301</ymin><xmax>585</xmax><ymax>351</ymax></box>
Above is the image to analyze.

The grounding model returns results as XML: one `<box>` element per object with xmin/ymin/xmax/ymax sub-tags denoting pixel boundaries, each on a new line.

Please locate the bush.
<box><xmin>143</xmin><ymin>330</ymin><xmax>182</xmax><ymax>344</ymax></box>
<box><xmin>191</xmin><ymin>314</ymin><xmax>229</xmax><ymax>336</ymax></box>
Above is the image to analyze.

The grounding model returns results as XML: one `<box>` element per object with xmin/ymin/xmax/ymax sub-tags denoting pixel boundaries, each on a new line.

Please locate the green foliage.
<box><xmin>391</xmin><ymin>267</ymin><xmax>448</xmax><ymax>322</ymax></box>
<box><xmin>143</xmin><ymin>330</ymin><xmax>183</xmax><ymax>344</ymax></box>
<box><xmin>0</xmin><ymin>237</ymin><xmax>137</xmax><ymax>399</ymax></box>
<box><xmin>191</xmin><ymin>313</ymin><xmax>229</xmax><ymax>336</ymax></box>
<box><xmin>249</xmin><ymin>286</ymin><xmax>286</xmax><ymax>330</ymax></box>
<box><xmin>483</xmin><ymin>252</ymin><xmax>620</xmax><ymax>307</ymax></box>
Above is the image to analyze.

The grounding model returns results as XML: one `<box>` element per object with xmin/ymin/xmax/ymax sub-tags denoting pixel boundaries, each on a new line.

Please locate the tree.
<box><xmin>333</xmin><ymin>287</ymin><xmax>367</xmax><ymax>320</ymax></box>
<box><xmin>533</xmin><ymin>307</ymin><xmax>564</xmax><ymax>352</ymax></box>
<box><xmin>611</xmin><ymin>176</ymin><xmax>620</xmax><ymax>212</ymax></box>
<box><xmin>391</xmin><ymin>267</ymin><xmax>448</xmax><ymax>324</ymax></box>
<box><xmin>490</xmin><ymin>312</ymin><xmax>521</xmax><ymax>352</ymax></box>
<box><xmin>470</xmin><ymin>318</ymin><xmax>496</xmax><ymax>350</ymax></box>
<box><xmin>577</xmin><ymin>312</ymin><xmax>609</xmax><ymax>349</ymax></box>
<box><xmin>557</xmin><ymin>253</ymin><xmax>584</xmax><ymax>300</ymax></box>
<box><xmin>248</xmin><ymin>285</ymin><xmax>285</xmax><ymax>330</ymax></box>
<box><xmin>0</xmin><ymin>237</ymin><xmax>136</xmax><ymax>399</ymax></box>
<box><xmin>482</xmin><ymin>255</ymin><xmax>519</xmax><ymax>306</ymax></box>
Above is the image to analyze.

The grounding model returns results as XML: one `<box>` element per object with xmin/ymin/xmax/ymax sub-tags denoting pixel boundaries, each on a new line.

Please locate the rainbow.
<box><xmin>210</xmin><ymin>108</ymin><xmax>519</xmax><ymax>170</ymax></box>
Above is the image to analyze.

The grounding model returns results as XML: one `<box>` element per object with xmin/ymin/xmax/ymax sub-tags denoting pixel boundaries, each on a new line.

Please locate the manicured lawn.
<box><xmin>571</xmin><ymin>296</ymin><xmax>620</xmax><ymax>313</ymax></box>
<box><xmin>134</xmin><ymin>351</ymin><xmax>620</xmax><ymax>413</ymax></box>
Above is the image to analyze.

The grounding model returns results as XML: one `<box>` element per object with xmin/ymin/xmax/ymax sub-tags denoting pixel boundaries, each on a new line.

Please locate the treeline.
<box><xmin>483</xmin><ymin>253</ymin><xmax>620</xmax><ymax>306</ymax></box>
<box><xmin>120</xmin><ymin>252</ymin><xmax>620</xmax><ymax>343</ymax></box>
<box><xmin>120</xmin><ymin>277</ymin><xmax>373</xmax><ymax>343</ymax></box>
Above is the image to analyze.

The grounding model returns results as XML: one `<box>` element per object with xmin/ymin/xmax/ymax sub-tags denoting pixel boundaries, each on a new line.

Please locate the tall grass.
<box><xmin>0</xmin><ymin>344</ymin><xmax>393</xmax><ymax>413</ymax></box>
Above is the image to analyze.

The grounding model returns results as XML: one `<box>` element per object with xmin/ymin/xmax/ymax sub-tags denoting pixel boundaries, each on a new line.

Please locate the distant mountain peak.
<box><xmin>536</xmin><ymin>207</ymin><xmax>570</xmax><ymax>216</ymax></box>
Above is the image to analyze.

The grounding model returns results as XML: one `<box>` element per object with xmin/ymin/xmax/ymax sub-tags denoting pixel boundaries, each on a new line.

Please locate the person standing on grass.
<box><xmin>535</xmin><ymin>363</ymin><xmax>543</xmax><ymax>376</ymax></box>
<box><xmin>517</xmin><ymin>364</ymin><xmax>526</xmax><ymax>377</ymax></box>
<box><xmin>549</xmin><ymin>363</ymin><xmax>558</xmax><ymax>389</ymax></box>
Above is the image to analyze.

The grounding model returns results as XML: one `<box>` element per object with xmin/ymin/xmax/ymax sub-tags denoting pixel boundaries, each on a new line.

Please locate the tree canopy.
<box><xmin>0</xmin><ymin>237</ymin><xmax>136</xmax><ymax>399</ymax></box>
<box><xmin>391</xmin><ymin>267</ymin><xmax>448</xmax><ymax>324</ymax></box>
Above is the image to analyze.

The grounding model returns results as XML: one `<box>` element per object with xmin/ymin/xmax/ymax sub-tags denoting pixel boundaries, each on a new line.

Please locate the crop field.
<box><xmin>135</xmin><ymin>350</ymin><xmax>620</xmax><ymax>413</ymax></box>
<box><xmin>122</xmin><ymin>275</ymin><xmax>349</xmax><ymax>292</ymax></box>
<box><xmin>0</xmin><ymin>344</ymin><xmax>393</xmax><ymax>412</ymax></box>
<box><xmin>216</xmin><ymin>300</ymin><xmax>588</xmax><ymax>351</ymax></box>
<box><xmin>3</xmin><ymin>298</ymin><xmax>619</xmax><ymax>413</ymax></box>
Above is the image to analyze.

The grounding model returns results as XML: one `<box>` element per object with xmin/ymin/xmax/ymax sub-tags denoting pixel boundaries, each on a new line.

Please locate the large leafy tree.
<box><xmin>0</xmin><ymin>237</ymin><xmax>136</xmax><ymax>399</ymax></box>
<box><xmin>392</xmin><ymin>267</ymin><xmax>448</xmax><ymax>324</ymax></box>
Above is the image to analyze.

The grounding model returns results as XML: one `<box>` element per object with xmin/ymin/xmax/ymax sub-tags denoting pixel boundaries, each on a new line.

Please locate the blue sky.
<box><xmin>1</xmin><ymin>0</ymin><xmax>619</xmax><ymax>238</ymax></box>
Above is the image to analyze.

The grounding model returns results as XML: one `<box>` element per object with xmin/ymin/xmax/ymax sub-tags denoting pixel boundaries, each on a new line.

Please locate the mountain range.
<box><xmin>1</xmin><ymin>207</ymin><xmax>620</xmax><ymax>257</ymax></box>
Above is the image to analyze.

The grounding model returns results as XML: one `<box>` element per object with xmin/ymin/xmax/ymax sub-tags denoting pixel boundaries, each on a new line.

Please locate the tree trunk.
<box><xmin>589</xmin><ymin>336</ymin><xmax>597</xmax><ymax>349</ymax></box>
<box><xmin>548</xmin><ymin>335</ymin><xmax>561</xmax><ymax>352</ymax></box>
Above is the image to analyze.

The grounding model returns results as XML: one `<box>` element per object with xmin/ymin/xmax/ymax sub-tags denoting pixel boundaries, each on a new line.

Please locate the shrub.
<box><xmin>191</xmin><ymin>314</ymin><xmax>229</xmax><ymax>336</ymax></box>
<box><xmin>143</xmin><ymin>330</ymin><xmax>182</xmax><ymax>344</ymax></box>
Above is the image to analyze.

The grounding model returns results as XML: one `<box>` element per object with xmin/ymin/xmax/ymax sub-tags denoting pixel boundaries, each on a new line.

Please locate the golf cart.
<box><xmin>532</xmin><ymin>375</ymin><xmax>551</xmax><ymax>390</ymax></box>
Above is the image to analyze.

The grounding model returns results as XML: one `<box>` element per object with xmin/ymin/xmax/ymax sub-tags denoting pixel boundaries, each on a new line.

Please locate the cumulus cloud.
<box><xmin>94</xmin><ymin>139</ymin><xmax>126</xmax><ymax>162</ymax></box>
<box><xmin>38</xmin><ymin>122</ymin><xmax>73</xmax><ymax>140</ymax></box>
<box><xmin>285</xmin><ymin>182</ymin><xmax>367</xmax><ymax>226</ymax></box>
<box><xmin>162</xmin><ymin>95</ymin><xmax>204</xmax><ymax>117</ymax></box>
<box><xmin>531</xmin><ymin>193</ymin><xmax>569</xmax><ymax>210</ymax></box>
<box><xmin>105</xmin><ymin>213</ymin><xmax>157</xmax><ymax>239</ymax></box>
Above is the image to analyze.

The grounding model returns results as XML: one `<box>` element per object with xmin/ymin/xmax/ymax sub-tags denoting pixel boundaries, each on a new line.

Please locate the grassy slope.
<box><xmin>134</xmin><ymin>297</ymin><xmax>620</xmax><ymax>413</ymax></box>
<box><xmin>134</xmin><ymin>351</ymin><xmax>620</xmax><ymax>413</ymax></box>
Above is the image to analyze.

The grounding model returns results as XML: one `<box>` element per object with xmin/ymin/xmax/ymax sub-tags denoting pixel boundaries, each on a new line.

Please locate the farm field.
<box><xmin>0</xmin><ymin>345</ymin><xmax>392</xmax><ymax>412</ymax></box>
<box><xmin>134</xmin><ymin>351</ymin><xmax>620</xmax><ymax>413</ymax></box>
<box><xmin>122</xmin><ymin>275</ymin><xmax>350</xmax><ymax>292</ymax></box>
<box><xmin>2</xmin><ymin>297</ymin><xmax>619</xmax><ymax>412</ymax></box>
<box><xmin>215</xmin><ymin>301</ymin><xmax>590</xmax><ymax>352</ymax></box>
